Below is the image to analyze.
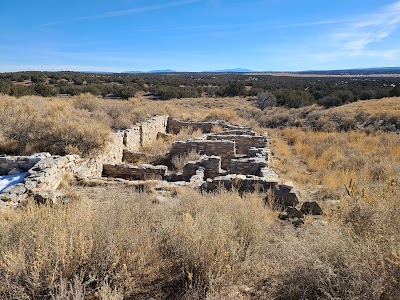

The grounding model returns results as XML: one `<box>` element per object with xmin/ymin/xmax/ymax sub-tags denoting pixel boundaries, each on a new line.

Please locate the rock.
<box><xmin>292</xmin><ymin>218</ymin><xmax>304</xmax><ymax>227</ymax></box>
<box><xmin>8</xmin><ymin>168</ymin><xmax>24</xmax><ymax>175</ymax></box>
<box><xmin>286</xmin><ymin>206</ymin><xmax>304</xmax><ymax>219</ymax></box>
<box><xmin>278</xmin><ymin>211</ymin><xmax>289</xmax><ymax>220</ymax></box>
<box><xmin>273</xmin><ymin>185</ymin><xmax>300</xmax><ymax>208</ymax></box>
<box><xmin>301</xmin><ymin>201</ymin><xmax>323</xmax><ymax>215</ymax></box>
<box><xmin>2</xmin><ymin>183</ymin><xmax>26</xmax><ymax>195</ymax></box>
<box><xmin>34</xmin><ymin>191</ymin><xmax>67</xmax><ymax>205</ymax></box>
<box><xmin>281</xmin><ymin>180</ymin><xmax>294</xmax><ymax>189</ymax></box>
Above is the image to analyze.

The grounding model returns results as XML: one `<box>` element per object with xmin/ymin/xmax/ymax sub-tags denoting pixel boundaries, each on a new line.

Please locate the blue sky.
<box><xmin>1</xmin><ymin>0</ymin><xmax>400</xmax><ymax>72</ymax></box>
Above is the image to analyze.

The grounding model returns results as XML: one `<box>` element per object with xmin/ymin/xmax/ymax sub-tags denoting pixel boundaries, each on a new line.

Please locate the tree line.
<box><xmin>0</xmin><ymin>71</ymin><xmax>399</xmax><ymax>107</ymax></box>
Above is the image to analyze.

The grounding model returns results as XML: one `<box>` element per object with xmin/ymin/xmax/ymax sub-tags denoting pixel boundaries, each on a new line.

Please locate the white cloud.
<box><xmin>39</xmin><ymin>0</ymin><xmax>202</xmax><ymax>27</ymax></box>
<box><xmin>333</xmin><ymin>1</ymin><xmax>400</xmax><ymax>51</ymax></box>
<box><xmin>80</xmin><ymin>0</ymin><xmax>201</xmax><ymax>20</ymax></box>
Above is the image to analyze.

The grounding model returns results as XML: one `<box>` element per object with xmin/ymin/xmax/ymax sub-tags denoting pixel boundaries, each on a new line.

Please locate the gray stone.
<box><xmin>286</xmin><ymin>206</ymin><xmax>304</xmax><ymax>219</ymax></box>
<box><xmin>8</xmin><ymin>168</ymin><xmax>24</xmax><ymax>175</ymax></box>
<box><xmin>273</xmin><ymin>185</ymin><xmax>300</xmax><ymax>208</ymax></box>
<box><xmin>301</xmin><ymin>201</ymin><xmax>323</xmax><ymax>215</ymax></box>
<box><xmin>292</xmin><ymin>218</ymin><xmax>304</xmax><ymax>227</ymax></box>
<box><xmin>278</xmin><ymin>211</ymin><xmax>289</xmax><ymax>220</ymax></box>
<box><xmin>34</xmin><ymin>191</ymin><xmax>67</xmax><ymax>205</ymax></box>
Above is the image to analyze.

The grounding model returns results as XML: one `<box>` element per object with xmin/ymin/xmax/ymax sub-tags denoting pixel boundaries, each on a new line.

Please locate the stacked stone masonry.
<box><xmin>0</xmin><ymin>115</ymin><xmax>303</xmax><ymax>214</ymax></box>
<box><xmin>0</xmin><ymin>115</ymin><xmax>170</xmax><ymax>207</ymax></box>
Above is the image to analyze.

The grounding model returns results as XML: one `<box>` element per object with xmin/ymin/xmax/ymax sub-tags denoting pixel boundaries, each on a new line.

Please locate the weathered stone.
<box><xmin>123</xmin><ymin>125</ymin><xmax>141</xmax><ymax>152</ymax></box>
<box><xmin>182</xmin><ymin>156</ymin><xmax>222</xmax><ymax>181</ymax></box>
<box><xmin>201</xmin><ymin>174</ymin><xmax>276</xmax><ymax>194</ymax></box>
<box><xmin>292</xmin><ymin>218</ymin><xmax>304</xmax><ymax>227</ymax></box>
<box><xmin>273</xmin><ymin>185</ymin><xmax>300</xmax><ymax>208</ymax></box>
<box><xmin>34</xmin><ymin>191</ymin><xmax>68</xmax><ymax>205</ymax></box>
<box><xmin>167</xmin><ymin>118</ymin><xmax>216</xmax><ymax>134</ymax></box>
<box><xmin>206</xmin><ymin>134</ymin><xmax>267</xmax><ymax>155</ymax></box>
<box><xmin>2</xmin><ymin>183</ymin><xmax>26</xmax><ymax>195</ymax></box>
<box><xmin>103</xmin><ymin>163</ymin><xmax>168</xmax><ymax>181</ymax></box>
<box><xmin>301</xmin><ymin>201</ymin><xmax>323</xmax><ymax>215</ymax></box>
<box><xmin>141</xmin><ymin>115</ymin><xmax>169</xmax><ymax>146</ymax></box>
<box><xmin>278</xmin><ymin>211</ymin><xmax>289</xmax><ymax>220</ymax></box>
<box><xmin>164</xmin><ymin>172</ymin><xmax>184</xmax><ymax>182</ymax></box>
<box><xmin>8</xmin><ymin>168</ymin><xmax>24</xmax><ymax>175</ymax></box>
<box><xmin>230</xmin><ymin>157</ymin><xmax>267</xmax><ymax>176</ymax></box>
<box><xmin>286</xmin><ymin>206</ymin><xmax>304</xmax><ymax>219</ymax></box>
<box><xmin>171</xmin><ymin>139</ymin><xmax>236</xmax><ymax>169</ymax></box>
<box><xmin>190</xmin><ymin>168</ymin><xmax>204</xmax><ymax>183</ymax></box>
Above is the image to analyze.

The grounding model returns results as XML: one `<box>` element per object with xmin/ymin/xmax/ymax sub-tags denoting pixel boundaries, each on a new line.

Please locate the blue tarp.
<box><xmin>0</xmin><ymin>173</ymin><xmax>28</xmax><ymax>193</ymax></box>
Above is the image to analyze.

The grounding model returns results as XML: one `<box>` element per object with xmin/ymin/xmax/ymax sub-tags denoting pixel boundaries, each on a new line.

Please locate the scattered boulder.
<box><xmin>34</xmin><ymin>191</ymin><xmax>69</xmax><ymax>205</ymax></box>
<box><xmin>301</xmin><ymin>201</ymin><xmax>323</xmax><ymax>215</ymax></box>
<box><xmin>286</xmin><ymin>206</ymin><xmax>304</xmax><ymax>219</ymax></box>
<box><xmin>292</xmin><ymin>218</ymin><xmax>304</xmax><ymax>227</ymax></box>
<box><xmin>278</xmin><ymin>211</ymin><xmax>289</xmax><ymax>220</ymax></box>
<box><xmin>273</xmin><ymin>185</ymin><xmax>300</xmax><ymax>208</ymax></box>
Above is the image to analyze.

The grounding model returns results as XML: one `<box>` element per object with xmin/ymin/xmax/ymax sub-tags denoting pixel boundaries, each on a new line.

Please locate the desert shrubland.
<box><xmin>0</xmin><ymin>185</ymin><xmax>399</xmax><ymax>299</ymax></box>
<box><xmin>1</xmin><ymin>94</ymin><xmax>400</xmax><ymax>299</ymax></box>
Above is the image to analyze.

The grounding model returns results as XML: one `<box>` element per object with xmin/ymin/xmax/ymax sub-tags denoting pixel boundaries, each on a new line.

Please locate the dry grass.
<box><xmin>269</xmin><ymin>128</ymin><xmax>400</xmax><ymax>191</ymax></box>
<box><xmin>139</xmin><ymin>127</ymin><xmax>203</xmax><ymax>164</ymax></box>
<box><xmin>0</xmin><ymin>185</ymin><xmax>398</xmax><ymax>299</ymax></box>
<box><xmin>0</xmin><ymin>95</ymin><xmax>111</xmax><ymax>156</ymax></box>
<box><xmin>1</xmin><ymin>94</ymin><xmax>400</xmax><ymax>299</ymax></box>
<box><xmin>171</xmin><ymin>149</ymin><xmax>201</xmax><ymax>171</ymax></box>
<box><xmin>252</xmin><ymin>97</ymin><xmax>400</xmax><ymax>132</ymax></box>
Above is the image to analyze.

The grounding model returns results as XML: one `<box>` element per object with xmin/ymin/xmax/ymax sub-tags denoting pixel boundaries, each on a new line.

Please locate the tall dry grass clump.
<box><xmin>0</xmin><ymin>95</ymin><xmax>111</xmax><ymax>156</ymax></box>
<box><xmin>1</xmin><ymin>186</ymin><xmax>399</xmax><ymax>299</ymax></box>
<box><xmin>72</xmin><ymin>94</ymin><xmax>147</xmax><ymax>129</ymax></box>
<box><xmin>270</xmin><ymin>128</ymin><xmax>400</xmax><ymax>191</ymax></box>
<box><xmin>139</xmin><ymin>127</ymin><xmax>203</xmax><ymax>164</ymax></box>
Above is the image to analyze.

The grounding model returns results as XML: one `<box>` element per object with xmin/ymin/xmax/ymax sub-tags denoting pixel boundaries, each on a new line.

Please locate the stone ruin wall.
<box><xmin>167</xmin><ymin>118</ymin><xmax>216</xmax><ymax>134</ymax></box>
<box><xmin>1</xmin><ymin>115</ymin><xmax>322</xmax><ymax>224</ymax></box>
<box><xmin>0</xmin><ymin>115</ymin><xmax>169</xmax><ymax>207</ymax></box>
<box><xmin>206</xmin><ymin>134</ymin><xmax>267</xmax><ymax>155</ymax></box>
<box><xmin>170</xmin><ymin>139</ymin><xmax>236</xmax><ymax>169</ymax></box>
<box><xmin>141</xmin><ymin>116</ymin><xmax>169</xmax><ymax>146</ymax></box>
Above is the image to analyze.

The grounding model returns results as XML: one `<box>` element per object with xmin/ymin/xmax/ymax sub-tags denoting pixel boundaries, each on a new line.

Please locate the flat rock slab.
<box><xmin>0</xmin><ymin>173</ymin><xmax>28</xmax><ymax>193</ymax></box>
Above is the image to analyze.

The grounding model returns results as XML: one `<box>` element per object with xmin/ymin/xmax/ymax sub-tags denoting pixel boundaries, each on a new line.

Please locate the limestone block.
<box><xmin>123</xmin><ymin>125</ymin><xmax>141</xmax><ymax>151</ymax></box>
<box><xmin>230</xmin><ymin>157</ymin><xmax>267</xmax><ymax>176</ymax></box>
<box><xmin>141</xmin><ymin>115</ymin><xmax>169</xmax><ymax>146</ymax></box>
<box><xmin>103</xmin><ymin>163</ymin><xmax>168</xmax><ymax>181</ymax></box>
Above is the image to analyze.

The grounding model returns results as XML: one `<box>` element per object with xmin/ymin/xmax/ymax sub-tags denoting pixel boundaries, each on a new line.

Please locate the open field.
<box><xmin>0</xmin><ymin>94</ymin><xmax>400</xmax><ymax>299</ymax></box>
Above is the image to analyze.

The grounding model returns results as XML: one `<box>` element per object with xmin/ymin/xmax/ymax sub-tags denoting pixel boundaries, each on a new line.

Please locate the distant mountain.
<box><xmin>204</xmin><ymin>68</ymin><xmax>255</xmax><ymax>73</ymax></box>
<box><xmin>123</xmin><ymin>69</ymin><xmax>177</xmax><ymax>74</ymax></box>
<box><xmin>149</xmin><ymin>69</ymin><xmax>176</xmax><ymax>73</ymax></box>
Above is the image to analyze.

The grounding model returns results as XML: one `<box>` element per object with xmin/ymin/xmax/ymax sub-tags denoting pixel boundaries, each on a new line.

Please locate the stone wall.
<box><xmin>201</xmin><ymin>174</ymin><xmax>278</xmax><ymax>194</ymax></box>
<box><xmin>0</xmin><ymin>153</ymin><xmax>51</xmax><ymax>175</ymax></box>
<box><xmin>182</xmin><ymin>156</ymin><xmax>222</xmax><ymax>181</ymax></box>
<box><xmin>171</xmin><ymin>139</ymin><xmax>236</xmax><ymax>169</ymax></box>
<box><xmin>0</xmin><ymin>115</ymin><xmax>171</xmax><ymax>208</ymax></box>
<box><xmin>141</xmin><ymin>115</ymin><xmax>169</xmax><ymax>146</ymax></box>
<box><xmin>123</xmin><ymin>125</ymin><xmax>141</xmax><ymax>152</ymax></box>
<box><xmin>72</xmin><ymin>131</ymin><xmax>125</xmax><ymax>177</ymax></box>
<box><xmin>230</xmin><ymin>157</ymin><xmax>267</xmax><ymax>176</ymax></box>
<box><xmin>167</xmin><ymin>118</ymin><xmax>217</xmax><ymax>134</ymax></box>
<box><xmin>1</xmin><ymin>155</ymin><xmax>79</xmax><ymax>203</ymax></box>
<box><xmin>206</xmin><ymin>134</ymin><xmax>267</xmax><ymax>155</ymax></box>
<box><xmin>103</xmin><ymin>163</ymin><xmax>168</xmax><ymax>181</ymax></box>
